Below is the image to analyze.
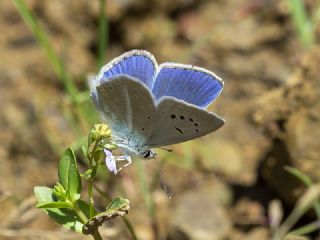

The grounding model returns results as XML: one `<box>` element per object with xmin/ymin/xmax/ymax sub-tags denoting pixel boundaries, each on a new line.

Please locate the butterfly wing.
<box><xmin>145</xmin><ymin>97</ymin><xmax>224</xmax><ymax>148</ymax></box>
<box><xmin>152</xmin><ymin>63</ymin><xmax>223</xmax><ymax>108</ymax></box>
<box><xmin>90</xmin><ymin>50</ymin><xmax>158</xmax><ymax>109</ymax></box>
<box><xmin>96</xmin><ymin>75</ymin><xmax>156</xmax><ymax>151</ymax></box>
<box><xmin>98</xmin><ymin>50</ymin><xmax>157</xmax><ymax>89</ymax></box>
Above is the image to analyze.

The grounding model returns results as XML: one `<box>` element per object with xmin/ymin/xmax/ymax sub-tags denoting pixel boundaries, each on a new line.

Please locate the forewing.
<box><xmin>152</xmin><ymin>63</ymin><xmax>223</xmax><ymax>108</ymax></box>
<box><xmin>146</xmin><ymin>97</ymin><xmax>224</xmax><ymax>147</ymax></box>
<box><xmin>96</xmin><ymin>75</ymin><xmax>156</xmax><ymax>142</ymax></box>
<box><xmin>97</xmin><ymin>50</ymin><xmax>157</xmax><ymax>90</ymax></box>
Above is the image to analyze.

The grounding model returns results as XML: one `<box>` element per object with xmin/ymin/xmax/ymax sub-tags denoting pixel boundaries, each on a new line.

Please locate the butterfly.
<box><xmin>89</xmin><ymin>49</ymin><xmax>224</xmax><ymax>174</ymax></box>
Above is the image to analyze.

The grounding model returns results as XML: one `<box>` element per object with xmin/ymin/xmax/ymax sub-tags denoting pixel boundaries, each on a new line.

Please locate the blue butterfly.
<box><xmin>90</xmin><ymin>50</ymin><xmax>224</xmax><ymax>174</ymax></box>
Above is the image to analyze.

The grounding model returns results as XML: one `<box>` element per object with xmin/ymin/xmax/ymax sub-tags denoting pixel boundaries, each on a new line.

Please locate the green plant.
<box><xmin>287</xmin><ymin>0</ymin><xmax>320</xmax><ymax>48</ymax></box>
<box><xmin>269</xmin><ymin>166</ymin><xmax>320</xmax><ymax>239</ymax></box>
<box><xmin>34</xmin><ymin>124</ymin><xmax>136</xmax><ymax>239</ymax></box>
<box><xmin>12</xmin><ymin>1</ymin><xmax>143</xmax><ymax>239</ymax></box>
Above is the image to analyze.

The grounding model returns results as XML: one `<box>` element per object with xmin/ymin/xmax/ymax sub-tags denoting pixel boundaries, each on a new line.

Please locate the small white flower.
<box><xmin>104</xmin><ymin>149</ymin><xmax>118</xmax><ymax>174</ymax></box>
<box><xmin>103</xmin><ymin>149</ymin><xmax>132</xmax><ymax>175</ymax></box>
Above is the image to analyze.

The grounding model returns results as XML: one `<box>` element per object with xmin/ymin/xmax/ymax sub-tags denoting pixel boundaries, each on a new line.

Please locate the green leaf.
<box><xmin>34</xmin><ymin>186</ymin><xmax>84</xmax><ymax>233</ymax></box>
<box><xmin>34</xmin><ymin>186</ymin><xmax>55</xmax><ymax>205</ymax></box>
<box><xmin>37</xmin><ymin>201</ymin><xmax>73</xmax><ymax>209</ymax></box>
<box><xmin>88</xmin><ymin>131</ymin><xmax>94</xmax><ymax>146</ymax></box>
<box><xmin>81</xmin><ymin>145</ymin><xmax>88</xmax><ymax>158</ymax></box>
<box><xmin>46</xmin><ymin>208</ymin><xmax>84</xmax><ymax>233</ymax></box>
<box><xmin>105</xmin><ymin>197</ymin><xmax>129</xmax><ymax>212</ymax></box>
<box><xmin>58</xmin><ymin>147</ymin><xmax>82</xmax><ymax>201</ymax></box>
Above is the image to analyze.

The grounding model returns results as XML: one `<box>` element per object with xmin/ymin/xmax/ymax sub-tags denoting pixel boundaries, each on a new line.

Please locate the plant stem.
<box><xmin>88</xmin><ymin>138</ymin><xmax>101</xmax><ymax>218</ymax></box>
<box><xmin>93</xmin><ymin>183</ymin><xmax>111</xmax><ymax>201</ymax></box>
<box><xmin>93</xmin><ymin>184</ymin><xmax>140</xmax><ymax>240</ymax></box>
<box><xmin>73</xmin><ymin>202</ymin><xmax>88</xmax><ymax>223</ymax></box>
<box><xmin>93</xmin><ymin>229</ymin><xmax>103</xmax><ymax>240</ymax></box>
<box><xmin>88</xmin><ymin>179</ymin><xmax>95</xmax><ymax>218</ymax></box>
<box><xmin>86</xmin><ymin>142</ymin><xmax>102</xmax><ymax>240</ymax></box>
<box><xmin>88</xmin><ymin>154</ymin><xmax>95</xmax><ymax>218</ymax></box>
<box><xmin>87</xmin><ymin>138</ymin><xmax>101</xmax><ymax>218</ymax></box>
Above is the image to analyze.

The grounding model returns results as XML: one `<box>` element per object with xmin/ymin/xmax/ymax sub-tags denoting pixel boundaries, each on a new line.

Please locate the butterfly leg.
<box><xmin>114</xmin><ymin>155</ymin><xmax>132</xmax><ymax>172</ymax></box>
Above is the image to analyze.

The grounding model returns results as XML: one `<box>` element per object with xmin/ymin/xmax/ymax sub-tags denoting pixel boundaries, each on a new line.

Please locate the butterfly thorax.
<box><xmin>112</xmin><ymin>132</ymin><xmax>149</xmax><ymax>157</ymax></box>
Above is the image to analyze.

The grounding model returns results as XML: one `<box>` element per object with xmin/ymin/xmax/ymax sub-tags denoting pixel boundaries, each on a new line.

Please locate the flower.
<box><xmin>104</xmin><ymin>149</ymin><xmax>118</xmax><ymax>174</ymax></box>
<box><xmin>103</xmin><ymin>149</ymin><xmax>132</xmax><ymax>175</ymax></box>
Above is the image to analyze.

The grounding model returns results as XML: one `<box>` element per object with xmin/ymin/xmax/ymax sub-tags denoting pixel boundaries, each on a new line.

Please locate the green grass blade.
<box><xmin>285</xmin><ymin>166</ymin><xmax>320</xmax><ymax>218</ymax></box>
<box><xmin>285</xmin><ymin>166</ymin><xmax>313</xmax><ymax>186</ymax></box>
<box><xmin>98</xmin><ymin>0</ymin><xmax>108</xmax><ymax>68</ymax></box>
<box><xmin>287</xmin><ymin>0</ymin><xmax>314</xmax><ymax>48</ymax></box>
<box><xmin>312</xmin><ymin>1</ymin><xmax>320</xmax><ymax>26</ymax></box>
<box><xmin>273</xmin><ymin>185</ymin><xmax>320</xmax><ymax>240</ymax></box>
<box><xmin>289</xmin><ymin>220</ymin><xmax>320</xmax><ymax>236</ymax></box>
<box><xmin>135</xmin><ymin>160</ymin><xmax>155</xmax><ymax>218</ymax></box>
<box><xmin>13</xmin><ymin>0</ymin><xmax>78</xmax><ymax>100</ymax></box>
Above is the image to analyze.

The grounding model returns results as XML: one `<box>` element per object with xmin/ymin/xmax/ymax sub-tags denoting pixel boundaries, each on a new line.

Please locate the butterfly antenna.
<box><xmin>153</xmin><ymin>156</ymin><xmax>172</xmax><ymax>199</ymax></box>
<box><xmin>159</xmin><ymin>147</ymin><xmax>173</xmax><ymax>152</ymax></box>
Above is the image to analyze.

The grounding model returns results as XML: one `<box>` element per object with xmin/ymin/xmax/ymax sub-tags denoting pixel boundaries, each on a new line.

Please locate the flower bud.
<box><xmin>53</xmin><ymin>182</ymin><xmax>67</xmax><ymax>201</ymax></box>
<box><xmin>88</xmin><ymin>123</ymin><xmax>112</xmax><ymax>145</ymax></box>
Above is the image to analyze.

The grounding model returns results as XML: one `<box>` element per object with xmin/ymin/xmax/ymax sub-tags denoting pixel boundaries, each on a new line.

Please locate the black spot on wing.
<box><xmin>175</xmin><ymin>127</ymin><xmax>183</xmax><ymax>134</ymax></box>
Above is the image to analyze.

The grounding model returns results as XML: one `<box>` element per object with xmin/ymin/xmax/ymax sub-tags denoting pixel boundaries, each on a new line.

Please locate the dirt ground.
<box><xmin>1</xmin><ymin>0</ymin><xmax>320</xmax><ymax>239</ymax></box>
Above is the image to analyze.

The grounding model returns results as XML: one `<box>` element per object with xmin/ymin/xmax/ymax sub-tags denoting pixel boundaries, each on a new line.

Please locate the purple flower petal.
<box><xmin>104</xmin><ymin>149</ymin><xmax>117</xmax><ymax>174</ymax></box>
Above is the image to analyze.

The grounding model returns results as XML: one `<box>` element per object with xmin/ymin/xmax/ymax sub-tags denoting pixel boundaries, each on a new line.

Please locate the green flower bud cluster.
<box><xmin>53</xmin><ymin>182</ymin><xmax>67</xmax><ymax>201</ymax></box>
<box><xmin>88</xmin><ymin>123</ymin><xmax>112</xmax><ymax>145</ymax></box>
<box><xmin>93</xmin><ymin>123</ymin><xmax>112</xmax><ymax>138</ymax></box>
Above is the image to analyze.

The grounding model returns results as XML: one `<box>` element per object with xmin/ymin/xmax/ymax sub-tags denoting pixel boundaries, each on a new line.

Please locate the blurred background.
<box><xmin>1</xmin><ymin>0</ymin><xmax>320</xmax><ymax>239</ymax></box>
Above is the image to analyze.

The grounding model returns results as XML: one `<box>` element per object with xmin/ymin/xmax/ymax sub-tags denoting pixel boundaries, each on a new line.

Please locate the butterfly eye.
<box><xmin>180</xmin><ymin>115</ymin><xmax>185</xmax><ymax>120</ymax></box>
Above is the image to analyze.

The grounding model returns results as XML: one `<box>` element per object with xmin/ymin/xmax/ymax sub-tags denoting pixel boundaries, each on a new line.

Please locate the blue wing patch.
<box><xmin>98</xmin><ymin>49</ymin><xmax>157</xmax><ymax>90</ymax></box>
<box><xmin>152</xmin><ymin>63</ymin><xmax>223</xmax><ymax>108</ymax></box>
